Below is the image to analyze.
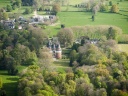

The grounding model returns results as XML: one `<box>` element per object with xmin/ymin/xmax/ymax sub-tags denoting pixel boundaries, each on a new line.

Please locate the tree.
<box><xmin>6</xmin><ymin>57</ymin><xmax>18</xmax><ymax>75</ymax></box>
<box><xmin>38</xmin><ymin>47</ymin><xmax>53</xmax><ymax>70</ymax></box>
<box><xmin>15</xmin><ymin>0</ymin><xmax>22</xmax><ymax>8</ymax></box>
<box><xmin>3</xmin><ymin>12</ymin><xmax>8</xmax><ymax>20</ymax></box>
<box><xmin>92</xmin><ymin>15</ymin><xmax>95</xmax><ymax>21</ymax></box>
<box><xmin>28</xmin><ymin>26</ymin><xmax>47</xmax><ymax>52</ymax></box>
<box><xmin>57</xmin><ymin>28</ymin><xmax>74</xmax><ymax>47</ymax></box>
<box><xmin>78</xmin><ymin>44</ymin><xmax>107</xmax><ymax>66</ymax></box>
<box><xmin>109</xmin><ymin>1</ymin><xmax>113</xmax><ymax>6</ymax></box>
<box><xmin>111</xmin><ymin>5</ymin><xmax>119</xmax><ymax>13</ymax></box>
<box><xmin>52</xmin><ymin>3</ymin><xmax>61</xmax><ymax>15</ymax></box>
<box><xmin>61</xmin><ymin>24</ymin><xmax>65</xmax><ymax>28</ymax></box>
<box><xmin>69</xmin><ymin>50</ymin><xmax>77</xmax><ymax>66</ymax></box>
<box><xmin>33</xmin><ymin>0</ymin><xmax>39</xmax><ymax>9</ymax></box>
<box><xmin>6</xmin><ymin>5</ymin><xmax>12</xmax><ymax>12</ymax></box>
<box><xmin>106</xmin><ymin>27</ymin><xmax>118</xmax><ymax>40</ymax></box>
<box><xmin>0</xmin><ymin>90</ymin><xmax>6</xmax><ymax>96</ymax></box>
<box><xmin>24</xmin><ymin>8</ymin><xmax>32</xmax><ymax>14</ymax></box>
<box><xmin>100</xmin><ymin>4</ymin><xmax>108</xmax><ymax>12</ymax></box>
<box><xmin>0</xmin><ymin>12</ymin><xmax>3</xmax><ymax>20</ymax></box>
<box><xmin>86</xmin><ymin>2</ymin><xmax>91</xmax><ymax>11</ymax></box>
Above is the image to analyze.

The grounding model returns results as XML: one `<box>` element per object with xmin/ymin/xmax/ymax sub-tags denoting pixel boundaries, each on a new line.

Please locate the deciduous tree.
<box><xmin>111</xmin><ymin>5</ymin><xmax>119</xmax><ymax>13</ymax></box>
<box><xmin>52</xmin><ymin>3</ymin><xmax>61</xmax><ymax>15</ymax></box>
<box><xmin>57</xmin><ymin>28</ymin><xmax>74</xmax><ymax>47</ymax></box>
<box><xmin>69</xmin><ymin>50</ymin><xmax>77</xmax><ymax>66</ymax></box>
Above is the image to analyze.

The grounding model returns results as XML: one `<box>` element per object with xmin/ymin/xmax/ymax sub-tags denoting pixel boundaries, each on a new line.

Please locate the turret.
<box><xmin>56</xmin><ymin>43</ymin><xmax>62</xmax><ymax>59</ymax></box>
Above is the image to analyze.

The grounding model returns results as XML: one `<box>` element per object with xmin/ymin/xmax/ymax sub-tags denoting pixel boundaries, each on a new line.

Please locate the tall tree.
<box><xmin>38</xmin><ymin>47</ymin><xmax>53</xmax><ymax>70</ymax></box>
<box><xmin>15</xmin><ymin>0</ymin><xmax>22</xmax><ymax>8</ymax></box>
<box><xmin>69</xmin><ymin>50</ymin><xmax>77</xmax><ymax>66</ymax></box>
<box><xmin>106</xmin><ymin>27</ymin><xmax>118</xmax><ymax>40</ymax></box>
<box><xmin>52</xmin><ymin>3</ymin><xmax>61</xmax><ymax>15</ymax></box>
<box><xmin>57</xmin><ymin>28</ymin><xmax>74</xmax><ymax>47</ymax></box>
<box><xmin>111</xmin><ymin>5</ymin><xmax>119</xmax><ymax>13</ymax></box>
<box><xmin>6</xmin><ymin>5</ymin><xmax>12</xmax><ymax>12</ymax></box>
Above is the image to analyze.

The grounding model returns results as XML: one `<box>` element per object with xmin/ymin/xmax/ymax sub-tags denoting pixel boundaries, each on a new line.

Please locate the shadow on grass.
<box><xmin>6</xmin><ymin>77</ymin><xmax>19</xmax><ymax>81</ymax></box>
<box><xmin>53</xmin><ymin>60</ymin><xmax>69</xmax><ymax>67</ymax></box>
<box><xmin>0</xmin><ymin>71</ymin><xmax>8</xmax><ymax>75</ymax></box>
<box><xmin>3</xmin><ymin>82</ymin><xmax>18</xmax><ymax>96</ymax></box>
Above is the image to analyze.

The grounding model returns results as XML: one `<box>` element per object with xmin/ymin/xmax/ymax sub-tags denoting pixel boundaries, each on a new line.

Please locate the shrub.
<box><xmin>24</xmin><ymin>8</ymin><xmax>32</xmax><ymax>14</ymax></box>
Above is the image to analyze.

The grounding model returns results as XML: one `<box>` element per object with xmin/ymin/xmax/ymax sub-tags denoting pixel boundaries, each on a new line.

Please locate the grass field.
<box><xmin>0</xmin><ymin>0</ymin><xmax>10</xmax><ymax>8</ymax></box>
<box><xmin>52</xmin><ymin>59</ymin><xmax>70</xmax><ymax>71</ymax></box>
<box><xmin>0</xmin><ymin>65</ymin><xmax>27</xmax><ymax>96</ymax></box>
<box><xmin>0</xmin><ymin>71</ymin><xmax>18</xmax><ymax>96</ymax></box>
<box><xmin>118</xmin><ymin>44</ymin><xmax>128</xmax><ymax>53</ymax></box>
<box><xmin>58</xmin><ymin>11</ymin><xmax>128</xmax><ymax>33</ymax></box>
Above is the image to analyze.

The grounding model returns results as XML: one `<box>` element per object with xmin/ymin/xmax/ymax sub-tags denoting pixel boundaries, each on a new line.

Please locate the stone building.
<box><xmin>47</xmin><ymin>39</ymin><xmax>62</xmax><ymax>59</ymax></box>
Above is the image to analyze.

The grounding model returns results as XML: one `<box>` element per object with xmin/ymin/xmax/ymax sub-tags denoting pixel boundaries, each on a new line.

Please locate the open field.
<box><xmin>118</xmin><ymin>44</ymin><xmax>128</xmax><ymax>53</ymax></box>
<box><xmin>58</xmin><ymin>11</ymin><xmax>128</xmax><ymax>33</ymax></box>
<box><xmin>0</xmin><ymin>0</ymin><xmax>10</xmax><ymax>8</ymax></box>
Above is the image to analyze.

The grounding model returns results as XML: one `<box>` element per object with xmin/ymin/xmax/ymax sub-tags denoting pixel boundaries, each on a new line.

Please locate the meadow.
<box><xmin>47</xmin><ymin>0</ymin><xmax>128</xmax><ymax>36</ymax></box>
<box><xmin>58</xmin><ymin>11</ymin><xmax>128</xmax><ymax>33</ymax></box>
<box><xmin>118</xmin><ymin>44</ymin><xmax>128</xmax><ymax>53</ymax></box>
<box><xmin>0</xmin><ymin>0</ymin><xmax>10</xmax><ymax>8</ymax></box>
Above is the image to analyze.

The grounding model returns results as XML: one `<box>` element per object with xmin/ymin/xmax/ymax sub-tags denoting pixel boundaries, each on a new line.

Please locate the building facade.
<box><xmin>47</xmin><ymin>39</ymin><xmax>62</xmax><ymax>59</ymax></box>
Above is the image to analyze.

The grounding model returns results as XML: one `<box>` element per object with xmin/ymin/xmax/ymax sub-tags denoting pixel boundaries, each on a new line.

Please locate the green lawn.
<box><xmin>118</xmin><ymin>44</ymin><xmax>128</xmax><ymax>53</ymax></box>
<box><xmin>0</xmin><ymin>0</ymin><xmax>10</xmax><ymax>8</ymax></box>
<box><xmin>69</xmin><ymin>0</ymin><xmax>83</xmax><ymax>5</ymax></box>
<box><xmin>58</xmin><ymin>11</ymin><xmax>128</xmax><ymax>33</ymax></box>
<box><xmin>0</xmin><ymin>65</ymin><xmax>27</xmax><ymax>96</ymax></box>
<box><xmin>52</xmin><ymin>59</ymin><xmax>70</xmax><ymax>72</ymax></box>
<box><xmin>0</xmin><ymin>71</ymin><xmax>19</xmax><ymax>96</ymax></box>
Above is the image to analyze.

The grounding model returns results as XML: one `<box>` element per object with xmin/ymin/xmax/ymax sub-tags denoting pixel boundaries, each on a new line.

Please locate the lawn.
<box><xmin>0</xmin><ymin>0</ymin><xmax>10</xmax><ymax>8</ymax></box>
<box><xmin>118</xmin><ymin>44</ymin><xmax>128</xmax><ymax>53</ymax></box>
<box><xmin>52</xmin><ymin>59</ymin><xmax>71</xmax><ymax>72</ymax></box>
<box><xmin>0</xmin><ymin>65</ymin><xmax>27</xmax><ymax>96</ymax></box>
<box><xmin>0</xmin><ymin>71</ymin><xmax>19</xmax><ymax>96</ymax></box>
<box><xmin>58</xmin><ymin>11</ymin><xmax>128</xmax><ymax>33</ymax></box>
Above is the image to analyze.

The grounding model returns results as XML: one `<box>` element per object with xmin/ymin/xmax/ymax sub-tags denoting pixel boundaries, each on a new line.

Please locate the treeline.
<box><xmin>0</xmin><ymin>25</ymin><xmax>47</xmax><ymax>75</ymax></box>
<box><xmin>22</xmin><ymin>0</ymin><xmax>34</xmax><ymax>6</ymax></box>
<box><xmin>57</xmin><ymin>25</ymin><xmax>122</xmax><ymax>47</ymax></box>
<box><xmin>71</xmin><ymin>25</ymin><xmax>122</xmax><ymax>40</ymax></box>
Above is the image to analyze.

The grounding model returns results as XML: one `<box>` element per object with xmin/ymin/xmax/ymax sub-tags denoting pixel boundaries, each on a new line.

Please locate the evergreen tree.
<box><xmin>69</xmin><ymin>50</ymin><xmax>77</xmax><ymax>66</ymax></box>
